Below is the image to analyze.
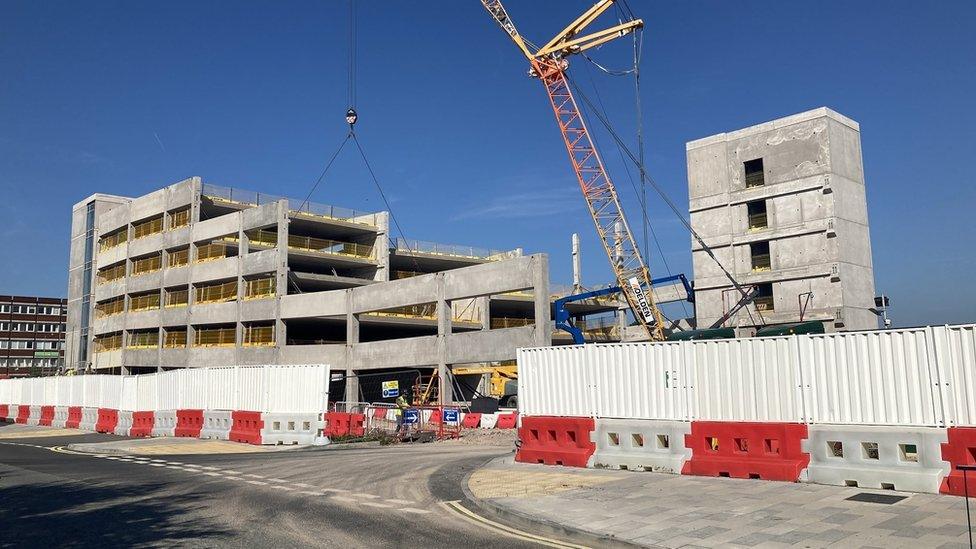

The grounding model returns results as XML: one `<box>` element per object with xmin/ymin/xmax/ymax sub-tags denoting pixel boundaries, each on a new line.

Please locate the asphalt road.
<box><xmin>0</xmin><ymin>427</ymin><xmax>586</xmax><ymax>548</ymax></box>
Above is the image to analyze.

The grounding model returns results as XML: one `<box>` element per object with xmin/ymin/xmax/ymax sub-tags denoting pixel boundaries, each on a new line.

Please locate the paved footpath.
<box><xmin>468</xmin><ymin>456</ymin><xmax>974</xmax><ymax>548</ymax></box>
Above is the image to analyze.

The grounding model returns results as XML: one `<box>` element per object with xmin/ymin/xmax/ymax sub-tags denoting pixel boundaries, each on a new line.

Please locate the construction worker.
<box><xmin>395</xmin><ymin>393</ymin><xmax>409</xmax><ymax>434</ymax></box>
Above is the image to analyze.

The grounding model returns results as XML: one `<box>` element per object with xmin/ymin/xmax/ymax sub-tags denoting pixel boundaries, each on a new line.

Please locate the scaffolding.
<box><xmin>200</xmin><ymin>183</ymin><xmax>378</xmax><ymax>228</ymax></box>
<box><xmin>195</xmin><ymin>280</ymin><xmax>238</xmax><ymax>304</ymax></box>
<box><xmin>193</xmin><ymin>326</ymin><xmax>236</xmax><ymax>347</ymax></box>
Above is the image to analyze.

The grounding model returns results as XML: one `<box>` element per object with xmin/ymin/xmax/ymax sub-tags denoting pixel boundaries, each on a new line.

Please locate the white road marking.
<box><xmin>385</xmin><ymin>498</ymin><xmax>416</xmax><ymax>505</ymax></box>
<box><xmin>149</xmin><ymin>463</ymin><xmax>167</xmax><ymax>467</ymax></box>
<box><xmin>266</xmin><ymin>478</ymin><xmax>288</xmax><ymax>484</ymax></box>
<box><xmin>294</xmin><ymin>483</ymin><xmax>315</xmax><ymax>488</ymax></box>
<box><xmin>203</xmin><ymin>472</ymin><xmax>222</xmax><ymax>477</ymax></box>
<box><xmin>272</xmin><ymin>485</ymin><xmax>295</xmax><ymax>491</ymax></box>
<box><xmin>223</xmin><ymin>470</ymin><xmax>242</xmax><ymax>475</ymax></box>
<box><xmin>398</xmin><ymin>508</ymin><xmax>431</xmax><ymax>514</ymax></box>
<box><xmin>351</xmin><ymin>493</ymin><xmax>381</xmax><ymax>499</ymax></box>
<box><xmin>246</xmin><ymin>480</ymin><xmax>268</xmax><ymax>486</ymax></box>
<box><xmin>362</xmin><ymin>502</ymin><xmax>391</xmax><ymax>509</ymax></box>
<box><xmin>300</xmin><ymin>491</ymin><xmax>325</xmax><ymax>496</ymax></box>
<box><xmin>319</xmin><ymin>488</ymin><xmax>350</xmax><ymax>494</ymax></box>
<box><xmin>245</xmin><ymin>474</ymin><xmax>265</xmax><ymax>479</ymax></box>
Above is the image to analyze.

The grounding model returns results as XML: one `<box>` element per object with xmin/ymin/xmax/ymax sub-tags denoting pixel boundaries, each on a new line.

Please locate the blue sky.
<box><xmin>1</xmin><ymin>1</ymin><xmax>973</xmax><ymax>327</ymax></box>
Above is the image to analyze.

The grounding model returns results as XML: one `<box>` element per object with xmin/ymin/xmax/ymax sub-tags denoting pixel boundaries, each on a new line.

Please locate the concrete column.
<box><xmin>532</xmin><ymin>254</ymin><xmax>551</xmax><ymax>348</ymax></box>
<box><xmin>436</xmin><ymin>275</ymin><xmax>453</xmax><ymax>404</ymax></box>
<box><xmin>343</xmin><ymin>369</ymin><xmax>359</xmax><ymax>407</ymax></box>
<box><xmin>372</xmin><ymin>211</ymin><xmax>390</xmax><ymax>282</ymax></box>
<box><xmin>274</xmin><ymin>201</ymin><xmax>289</xmax><ymax>349</ymax></box>
<box><xmin>479</xmin><ymin>296</ymin><xmax>491</xmax><ymax>331</ymax></box>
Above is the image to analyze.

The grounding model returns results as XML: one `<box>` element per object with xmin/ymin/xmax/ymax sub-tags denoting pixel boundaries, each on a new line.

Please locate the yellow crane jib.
<box><xmin>480</xmin><ymin>0</ymin><xmax>665</xmax><ymax>341</ymax></box>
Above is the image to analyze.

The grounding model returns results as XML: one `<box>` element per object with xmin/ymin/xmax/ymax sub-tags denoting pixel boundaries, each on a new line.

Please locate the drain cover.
<box><xmin>846</xmin><ymin>492</ymin><xmax>907</xmax><ymax>505</ymax></box>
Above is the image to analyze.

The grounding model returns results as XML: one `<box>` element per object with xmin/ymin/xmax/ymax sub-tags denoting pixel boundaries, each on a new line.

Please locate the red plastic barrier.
<box><xmin>95</xmin><ymin>408</ymin><xmax>119</xmax><ymax>433</ymax></box>
<box><xmin>372</xmin><ymin>407</ymin><xmax>387</xmax><ymax>419</ymax></box>
<box><xmin>66</xmin><ymin>406</ymin><xmax>82</xmax><ymax>429</ymax></box>
<box><xmin>496</xmin><ymin>412</ymin><xmax>518</xmax><ymax>429</ymax></box>
<box><xmin>516</xmin><ymin>416</ymin><xmax>595</xmax><ymax>468</ymax></box>
<box><xmin>130</xmin><ymin>411</ymin><xmax>154</xmax><ymax>437</ymax></box>
<box><xmin>324</xmin><ymin>412</ymin><xmax>351</xmax><ymax>437</ymax></box>
<box><xmin>429</xmin><ymin>409</ymin><xmax>442</xmax><ymax>425</ymax></box>
<box><xmin>682</xmin><ymin>421</ymin><xmax>809</xmax><ymax>482</ymax></box>
<box><xmin>0</xmin><ymin>405</ymin><xmax>9</xmax><ymax>422</ymax></box>
<box><xmin>461</xmin><ymin>413</ymin><xmax>482</xmax><ymax>428</ymax></box>
<box><xmin>349</xmin><ymin>413</ymin><xmax>366</xmax><ymax>437</ymax></box>
<box><xmin>39</xmin><ymin>406</ymin><xmax>55</xmax><ymax>426</ymax></box>
<box><xmin>940</xmin><ymin>427</ymin><xmax>976</xmax><ymax>496</ymax></box>
<box><xmin>16</xmin><ymin>405</ymin><xmax>30</xmax><ymax>424</ymax></box>
<box><xmin>175</xmin><ymin>409</ymin><xmax>204</xmax><ymax>437</ymax></box>
<box><xmin>229</xmin><ymin>411</ymin><xmax>264</xmax><ymax>445</ymax></box>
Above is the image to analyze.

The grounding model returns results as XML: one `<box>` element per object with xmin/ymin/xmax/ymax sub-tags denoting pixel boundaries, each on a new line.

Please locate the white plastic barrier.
<box><xmin>114</xmin><ymin>411</ymin><xmax>134</xmax><ymax>437</ymax></box>
<box><xmin>152</xmin><ymin>410</ymin><xmax>177</xmax><ymax>437</ymax></box>
<box><xmin>588</xmin><ymin>419</ymin><xmax>692</xmax><ymax>474</ymax></box>
<box><xmin>200</xmin><ymin>410</ymin><xmax>233</xmax><ymax>440</ymax></box>
<box><xmin>52</xmin><ymin>406</ymin><xmax>69</xmax><ymax>428</ymax></box>
<box><xmin>26</xmin><ymin>405</ymin><xmax>42</xmax><ymax>426</ymax></box>
<box><xmin>79</xmin><ymin>407</ymin><xmax>98</xmax><ymax>431</ymax></box>
<box><xmin>5</xmin><ymin>404</ymin><xmax>19</xmax><ymax>422</ymax></box>
<box><xmin>801</xmin><ymin>425</ymin><xmax>950</xmax><ymax>493</ymax></box>
<box><xmin>480</xmin><ymin>413</ymin><xmax>500</xmax><ymax>429</ymax></box>
<box><xmin>261</xmin><ymin>413</ymin><xmax>320</xmax><ymax>445</ymax></box>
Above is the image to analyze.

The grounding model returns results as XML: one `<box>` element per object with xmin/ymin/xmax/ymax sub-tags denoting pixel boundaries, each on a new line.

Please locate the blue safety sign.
<box><xmin>403</xmin><ymin>409</ymin><xmax>419</xmax><ymax>425</ymax></box>
<box><xmin>442</xmin><ymin>409</ymin><xmax>460</xmax><ymax>425</ymax></box>
<box><xmin>381</xmin><ymin>380</ymin><xmax>399</xmax><ymax>398</ymax></box>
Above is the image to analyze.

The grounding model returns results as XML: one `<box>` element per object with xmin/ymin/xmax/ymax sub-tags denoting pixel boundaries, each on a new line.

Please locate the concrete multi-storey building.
<box><xmin>65</xmin><ymin>178</ymin><xmax>553</xmax><ymax>402</ymax></box>
<box><xmin>686</xmin><ymin>107</ymin><xmax>877</xmax><ymax>331</ymax></box>
<box><xmin>0</xmin><ymin>295</ymin><xmax>67</xmax><ymax>376</ymax></box>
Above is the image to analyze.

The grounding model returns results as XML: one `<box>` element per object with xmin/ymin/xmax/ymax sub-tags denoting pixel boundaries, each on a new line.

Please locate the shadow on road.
<box><xmin>0</xmin><ymin>474</ymin><xmax>231</xmax><ymax>548</ymax></box>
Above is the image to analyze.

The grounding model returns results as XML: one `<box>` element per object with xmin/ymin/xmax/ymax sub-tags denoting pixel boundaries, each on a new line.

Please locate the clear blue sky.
<box><xmin>1</xmin><ymin>1</ymin><xmax>973</xmax><ymax>327</ymax></box>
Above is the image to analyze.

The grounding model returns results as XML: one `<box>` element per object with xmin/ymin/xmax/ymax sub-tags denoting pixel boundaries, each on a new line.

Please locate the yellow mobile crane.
<box><xmin>480</xmin><ymin>0</ymin><xmax>666</xmax><ymax>341</ymax></box>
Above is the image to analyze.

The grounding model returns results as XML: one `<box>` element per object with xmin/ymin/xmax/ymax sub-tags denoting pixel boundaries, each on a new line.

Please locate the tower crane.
<box><xmin>480</xmin><ymin>0</ymin><xmax>666</xmax><ymax>340</ymax></box>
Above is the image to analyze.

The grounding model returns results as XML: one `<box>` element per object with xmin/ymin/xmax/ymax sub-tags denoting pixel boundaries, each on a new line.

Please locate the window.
<box><xmin>168</xmin><ymin>247</ymin><xmax>189</xmax><ymax>268</ymax></box>
<box><xmin>129</xmin><ymin>291</ymin><xmax>161</xmax><ymax>312</ymax></box>
<box><xmin>98</xmin><ymin>228</ymin><xmax>128</xmax><ymax>252</ymax></box>
<box><xmin>744</xmin><ymin>158</ymin><xmax>765</xmax><ymax>188</ymax></box>
<box><xmin>164</xmin><ymin>287</ymin><xmax>189</xmax><ymax>308</ymax></box>
<box><xmin>132</xmin><ymin>216</ymin><xmax>164</xmax><ymax>239</ymax></box>
<box><xmin>169</xmin><ymin>208</ymin><xmax>190</xmax><ymax>230</ymax></box>
<box><xmin>127</xmin><ymin>329</ymin><xmax>159</xmax><ymax>349</ymax></box>
<box><xmin>243</xmin><ymin>323</ymin><xmax>275</xmax><ymax>346</ymax></box>
<box><xmin>747</xmin><ymin>200</ymin><xmax>768</xmax><ymax>230</ymax></box>
<box><xmin>131</xmin><ymin>253</ymin><xmax>162</xmax><ymax>276</ymax></box>
<box><xmin>0</xmin><ymin>304</ymin><xmax>8</xmax><ymax>313</ymax></box>
<box><xmin>0</xmin><ymin>322</ymin><xmax>7</xmax><ymax>331</ymax></box>
<box><xmin>93</xmin><ymin>333</ymin><xmax>123</xmax><ymax>353</ymax></box>
<box><xmin>754</xmin><ymin>283</ymin><xmax>774</xmax><ymax>312</ymax></box>
<box><xmin>97</xmin><ymin>263</ymin><xmax>126</xmax><ymax>284</ymax></box>
<box><xmin>195</xmin><ymin>242</ymin><xmax>229</xmax><ymax>263</ymax></box>
<box><xmin>163</xmin><ymin>328</ymin><xmax>188</xmax><ymax>348</ymax></box>
<box><xmin>751</xmin><ymin>241</ymin><xmax>771</xmax><ymax>272</ymax></box>
<box><xmin>195</xmin><ymin>280</ymin><xmax>238</xmax><ymax>304</ymax></box>
<box><xmin>10</xmin><ymin>340</ymin><xmax>34</xmax><ymax>349</ymax></box>
<box><xmin>193</xmin><ymin>325</ymin><xmax>236</xmax><ymax>347</ymax></box>
<box><xmin>244</xmin><ymin>276</ymin><xmax>276</xmax><ymax>300</ymax></box>
<box><xmin>95</xmin><ymin>297</ymin><xmax>125</xmax><ymax>318</ymax></box>
<box><xmin>36</xmin><ymin>341</ymin><xmax>61</xmax><ymax>350</ymax></box>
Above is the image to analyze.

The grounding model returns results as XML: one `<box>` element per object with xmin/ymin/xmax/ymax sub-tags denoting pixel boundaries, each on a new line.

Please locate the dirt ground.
<box><xmin>438</xmin><ymin>427</ymin><xmax>517</xmax><ymax>447</ymax></box>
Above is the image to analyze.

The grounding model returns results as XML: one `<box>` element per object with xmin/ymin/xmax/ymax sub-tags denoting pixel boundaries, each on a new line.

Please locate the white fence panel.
<box><xmin>120</xmin><ymin>376</ymin><xmax>138</xmax><ymax>411</ymax></box>
<box><xmin>156</xmin><ymin>370</ymin><xmax>182</xmax><ymax>410</ymax></box>
<box><xmin>70</xmin><ymin>377</ymin><xmax>85</xmax><ymax>407</ymax></box>
<box><xmin>800</xmin><ymin>328</ymin><xmax>939</xmax><ymax>426</ymax></box>
<box><xmin>84</xmin><ymin>376</ymin><xmax>99</xmax><ymax>408</ymax></box>
<box><xmin>934</xmin><ymin>324</ymin><xmax>976</xmax><ymax>426</ymax></box>
<box><xmin>180</xmin><ymin>368</ymin><xmax>210</xmax><ymax>409</ymax></box>
<box><xmin>0</xmin><ymin>379</ymin><xmax>11</xmax><ymax>404</ymax></box>
<box><xmin>236</xmin><ymin>367</ymin><xmax>267</xmax><ymax>412</ymax></box>
<box><xmin>691</xmin><ymin>337</ymin><xmax>802</xmax><ymax>422</ymax></box>
<box><xmin>266</xmin><ymin>365</ymin><xmax>329</xmax><ymax>413</ymax></box>
<box><xmin>206</xmin><ymin>367</ymin><xmax>238</xmax><ymax>410</ymax></box>
<box><xmin>99</xmin><ymin>375</ymin><xmax>123</xmax><ymax>409</ymax></box>
<box><xmin>588</xmin><ymin>343</ymin><xmax>692</xmax><ymax>421</ymax></box>
<box><xmin>518</xmin><ymin>346</ymin><xmax>592</xmax><ymax>417</ymax></box>
<box><xmin>136</xmin><ymin>374</ymin><xmax>156</xmax><ymax>411</ymax></box>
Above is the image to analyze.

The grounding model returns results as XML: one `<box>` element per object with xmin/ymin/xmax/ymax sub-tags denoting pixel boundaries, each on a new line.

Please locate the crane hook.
<box><xmin>345</xmin><ymin>108</ymin><xmax>358</xmax><ymax>127</ymax></box>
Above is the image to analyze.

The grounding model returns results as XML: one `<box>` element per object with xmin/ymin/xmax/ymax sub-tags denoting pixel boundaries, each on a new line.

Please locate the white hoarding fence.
<box><xmin>519</xmin><ymin>324</ymin><xmax>976</xmax><ymax>428</ymax></box>
<box><xmin>0</xmin><ymin>364</ymin><xmax>330</xmax><ymax>414</ymax></box>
